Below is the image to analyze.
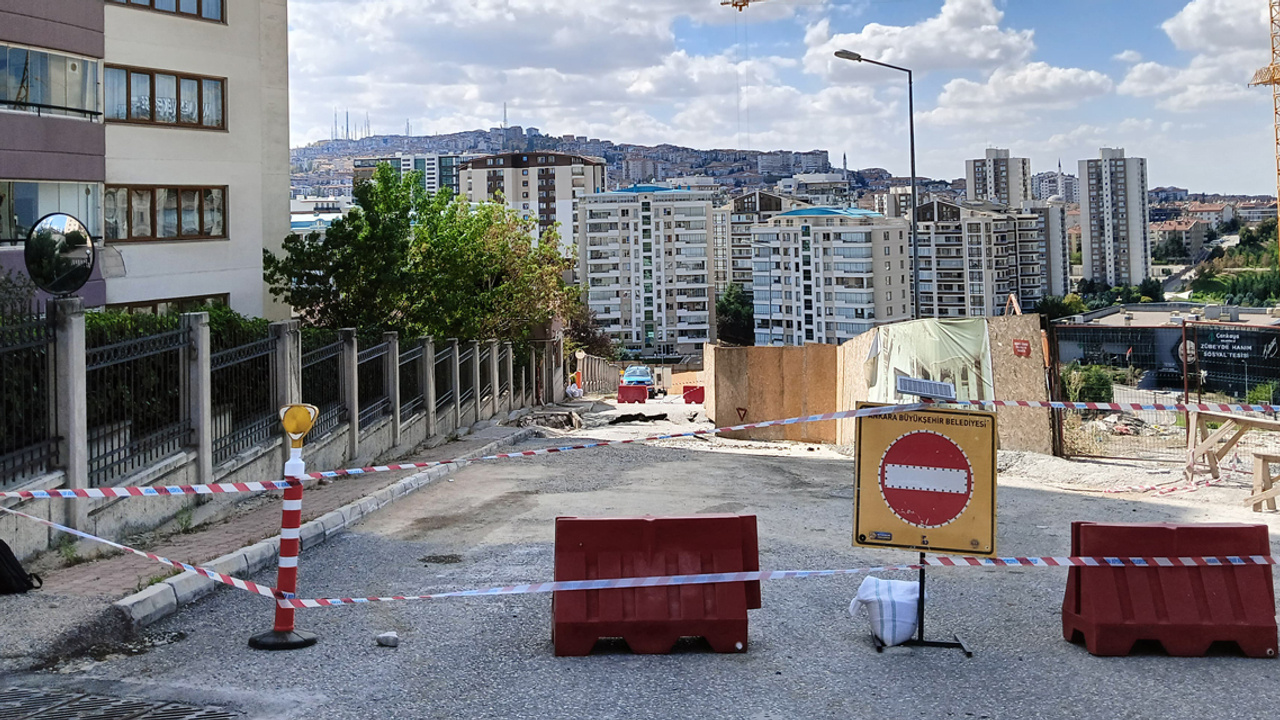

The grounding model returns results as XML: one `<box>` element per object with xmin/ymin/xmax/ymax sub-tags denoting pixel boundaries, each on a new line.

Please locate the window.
<box><xmin>105</xmin><ymin>185</ymin><xmax>226</xmax><ymax>241</ymax></box>
<box><xmin>106</xmin><ymin>0</ymin><xmax>226</xmax><ymax>23</ymax></box>
<box><xmin>0</xmin><ymin>45</ymin><xmax>100</xmax><ymax>118</ymax></box>
<box><xmin>105</xmin><ymin>65</ymin><xmax>225</xmax><ymax>128</ymax></box>
<box><xmin>0</xmin><ymin>181</ymin><xmax>102</xmax><ymax>242</ymax></box>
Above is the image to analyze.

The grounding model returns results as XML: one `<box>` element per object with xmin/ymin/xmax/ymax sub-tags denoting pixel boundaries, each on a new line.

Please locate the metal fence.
<box><xmin>479</xmin><ymin>345</ymin><xmax>493</xmax><ymax>405</ymax></box>
<box><xmin>434</xmin><ymin>346</ymin><xmax>454</xmax><ymax>414</ymax></box>
<box><xmin>86</xmin><ymin>326</ymin><xmax>191</xmax><ymax>486</ymax></box>
<box><xmin>301</xmin><ymin>339</ymin><xmax>343</xmax><ymax>440</ymax></box>
<box><xmin>399</xmin><ymin>341</ymin><xmax>424</xmax><ymax>418</ymax></box>
<box><xmin>210</xmin><ymin>334</ymin><xmax>278</xmax><ymax>466</ymax></box>
<box><xmin>357</xmin><ymin>341</ymin><xmax>390</xmax><ymax>429</ymax></box>
<box><xmin>458</xmin><ymin>346</ymin><xmax>475</xmax><ymax>407</ymax></box>
<box><xmin>499</xmin><ymin>345</ymin><xmax>511</xmax><ymax>398</ymax></box>
<box><xmin>0</xmin><ymin>307</ymin><xmax>56</xmax><ymax>487</ymax></box>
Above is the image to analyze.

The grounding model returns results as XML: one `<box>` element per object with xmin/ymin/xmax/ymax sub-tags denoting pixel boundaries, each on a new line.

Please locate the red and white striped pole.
<box><xmin>249</xmin><ymin>404</ymin><xmax>319</xmax><ymax>650</ymax></box>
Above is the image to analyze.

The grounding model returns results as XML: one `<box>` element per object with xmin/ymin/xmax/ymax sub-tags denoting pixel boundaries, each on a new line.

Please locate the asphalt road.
<box><xmin>8</xmin><ymin>431</ymin><xmax>1280</xmax><ymax>719</ymax></box>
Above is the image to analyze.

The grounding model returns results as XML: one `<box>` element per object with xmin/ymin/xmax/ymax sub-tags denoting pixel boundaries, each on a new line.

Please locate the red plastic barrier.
<box><xmin>552</xmin><ymin>515</ymin><xmax>761</xmax><ymax>656</ymax></box>
<box><xmin>682</xmin><ymin>386</ymin><xmax>705</xmax><ymax>404</ymax></box>
<box><xmin>1062</xmin><ymin>522</ymin><xmax>1277</xmax><ymax>657</ymax></box>
<box><xmin>616</xmin><ymin>384</ymin><xmax>647</xmax><ymax>404</ymax></box>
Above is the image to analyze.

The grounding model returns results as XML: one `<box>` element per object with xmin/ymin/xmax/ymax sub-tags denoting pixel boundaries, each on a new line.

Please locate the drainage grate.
<box><xmin>0</xmin><ymin>688</ymin><xmax>239</xmax><ymax>720</ymax></box>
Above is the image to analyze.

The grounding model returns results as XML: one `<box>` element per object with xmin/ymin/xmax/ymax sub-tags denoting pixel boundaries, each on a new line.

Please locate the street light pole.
<box><xmin>834</xmin><ymin>50</ymin><xmax>920</xmax><ymax>319</ymax></box>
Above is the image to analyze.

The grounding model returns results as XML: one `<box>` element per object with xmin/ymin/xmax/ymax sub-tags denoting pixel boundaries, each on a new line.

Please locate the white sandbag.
<box><xmin>850</xmin><ymin>576</ymin><xmax>919</xmax><ymax>647</ymax></box>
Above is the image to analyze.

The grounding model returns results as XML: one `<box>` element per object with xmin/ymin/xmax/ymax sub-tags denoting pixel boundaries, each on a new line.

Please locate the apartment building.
<box><xmin>966</xmin><ymin>148</ymin><xmax>1032</xmax><ymax>207</ymax></box>
<box><xmin>914</xmin><ymin>200</ymin><xmax>1049</xmax><ymax>319</ymax></box>
<box><xmin>460</xmin><ymin>151</ymin><xmax>606</xmax><ymax>256</ymax></box>
<box><xmin>352</xmin><ymin>151</ymin><xmax>480</xmax><ymax>197</ymax></box>
<box><xmin>0</xmin><ymin>2</ymin><xmax>108</xmax><ymax>304</ymax></box>
<box><xmin>1031</xmin><ymin>166</ymin><xmax>1079</xmax><ymax>204</ymax></box>
<box><xmin>577</xmin><ymin>185</ymin><xmax>715</xmax><ymax>359</ymax></box>
<box><xmin>1150</xmin><ymin>218</ymin><xmax>1209</xmax><ymax>260</ymax></box>
<box><xmin>1079</xmin><ymin>148</ymin><xmax>1151</xmax><ymax>287</ymax></box>
<box><xmin>750</xmin><ymin>207</ymin><xmax>912</xmax><ymax>347</ymax></box>
<box><xmin>1</xmin><ymin>0</ymin><xmax>290</xmax><ymax>318</ymax></box>
<box><xmin>712</xmin><ymin>190</ymin><xmax>809</xmax><ymax>293</ymax></box>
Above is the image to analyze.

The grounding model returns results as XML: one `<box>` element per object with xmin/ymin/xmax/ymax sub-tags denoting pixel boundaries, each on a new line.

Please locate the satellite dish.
<box><xmin>23</xmin><ymin>213</ymin><xmax>95</xmax><ymax>296</ymax></box>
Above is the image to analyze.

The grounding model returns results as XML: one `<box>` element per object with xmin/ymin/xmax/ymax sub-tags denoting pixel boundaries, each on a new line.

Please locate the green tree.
<box><xmin>263</xmin><ymin>163</ymin><xmax>419</xmax><ymax>331</ymax></box>
<box><xmin>1248</xmin><ymin>381</ymin><xmax>1278</xmax><ymax>407</ymax></box>
<box><xmin>563</xmin><ymin>295</ymin><xmax>615</xmax><ymax>359</ymax></box>
<box><xmin>1138</xmin><ymin>277</ymin><xmax>1165</xmax><ymax>303</ymax></box>
<box><xmin>1036</xmin><ymin>294</ymin><xmax>1087</xmax><ymax>320</ymax></box>
<box><xmin>715</xmin><ymin>283</ymin><xmax>754</xmax><ymax>346</ymax></box>
<box><xmin>1152</xmin><ymin>235</ymin><xmax>1186</xmax><ymax>263</ymax></box>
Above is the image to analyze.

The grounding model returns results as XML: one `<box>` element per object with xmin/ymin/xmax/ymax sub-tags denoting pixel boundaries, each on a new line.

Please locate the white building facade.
<box><xmin>750</xmin><ymin>207</ymin><xmax>912</xmax><ymax>346</ymax></box>
<box><xmin>966</xmin><ymin>148</ymin><xmax>1032</xmax><ymax>207</ymax></box>
<box><xmin>578</xmin><ymin>186</ymin><xmax>715</xmax><ymax>359</ymax></box>
<box><xmin>712</xmin><ymin>191</ymin><xmax>810</xmax><ymax>293</ymax></box>
<box><xmin>1079</xmin><ymin>148</ymin><xmax>1151</xmax><ymax>287</ymax></box>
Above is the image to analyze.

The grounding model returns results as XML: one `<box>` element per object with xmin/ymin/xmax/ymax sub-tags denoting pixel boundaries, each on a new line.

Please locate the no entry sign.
<box><xmin>854</xmin><ymin>404</ymin><xmax>997</xmax><ymax>555</ymax></box>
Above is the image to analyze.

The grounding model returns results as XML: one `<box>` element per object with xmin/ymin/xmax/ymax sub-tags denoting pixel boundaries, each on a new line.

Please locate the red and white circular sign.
<box><xmin>878</xmin><ymin>430</ymin><xmax>974</xmax><ymax>529</ymax></box>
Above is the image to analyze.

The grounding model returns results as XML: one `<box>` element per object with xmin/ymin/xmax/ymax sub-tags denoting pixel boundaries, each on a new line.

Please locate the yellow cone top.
<box><xmin>280</xmin><ymin>404</ymin><xmax>320</xmax><ymax>448</ymax></box>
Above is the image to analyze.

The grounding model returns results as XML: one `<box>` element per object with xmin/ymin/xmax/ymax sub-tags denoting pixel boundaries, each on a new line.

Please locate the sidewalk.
<box><xmin>0</xmin><ymin>425</ymin><xmax>536</xmax><ymax>671</ymax></box>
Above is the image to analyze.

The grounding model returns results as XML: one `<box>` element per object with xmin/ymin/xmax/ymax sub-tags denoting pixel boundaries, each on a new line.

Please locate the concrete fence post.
<box><xmin>340</xmin><ymin>328</ymin><xmax>359</xmax><ymax>461</ymax></box>
<box><xmin>529</xmin><ymin>346</ymin><xmax>539</xmax><ymax>407</ymax></box>
<box><xmin>470</xmin><ymin>340</ymin><xmax>482</xmax><ymax>425</ymax></box>
<box><xmin>449</xmin><ymin>339</ymin><xmax>461</xmax><ymax>432</ymax></box>
<box><xmin>503</xmin><ymin>341</ymin><xmax>514</xmax><ymax>414</ymax></box>
<box><xmin>269</xmin><ymin>320</ymin><xmax>301</xmax><ymax>466</ymax></box>
<box><xmin>487</xmin><ymin>339</ymin><xmax>500</xmax><ymax>419</ymax></box>
<box><xmin>52</xmin><ymin>297</ymin><xmax>86</xmax><ymax>530</ymax></box>
<box><xmin>422</xmin><ymin>336</ymin><xmax>436</xmax><ymax>439</ymax></box>
<box><xmin>384</xmin><ymin>331</ymin><xmax>400</xmax><ymax>447</ymax></box>
<box><xmin>181</xmin><ymin>312</ymin><xmax>213</xmax><ymax>487</ymax></box>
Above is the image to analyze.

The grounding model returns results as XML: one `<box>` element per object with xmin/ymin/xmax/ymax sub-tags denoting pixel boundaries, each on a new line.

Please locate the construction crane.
<box><xmin>1251</xmin><ymin>0</ymin><xmax>1280</xmax><ymax>277</ymax></box>
<box><xmin>720</xmin><ymin>0</ymin><xmax>763</xmax><ymax>10</ymax></box>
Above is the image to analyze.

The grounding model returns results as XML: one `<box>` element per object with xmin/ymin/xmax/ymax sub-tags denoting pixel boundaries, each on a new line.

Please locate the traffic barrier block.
<box><xmin>1062</xmin><ymin>521</ymin><xmax>1277</xmax><ymax>657</ymax></box>
<box><xmin>553</xmin><ymin>514</ymin><xmax>761</xmax><ymax>656</ymax></box>
<box><xmin>682</xmin><ymin>386</ymin><xmax>705</xmax><ymax>404</ymax></box>
<box><xmin>617</xmin><ymin>384</ymin><xmax>647</xmax><ymax>404</ymax></box>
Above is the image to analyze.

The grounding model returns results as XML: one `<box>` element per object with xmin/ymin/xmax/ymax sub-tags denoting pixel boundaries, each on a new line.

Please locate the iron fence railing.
<box><xmin>479</xmin><ymin>346</ymin><xmax>493</xmax><ymax>404</ymax></box>
<box><xmin>458</xmin><ymin>347</ymin><xmax>475</xmax><ymax>404</ymax></box>
<box><xmin>434</xmin><ymin>347</ymin><xmax>454</xmax><ymax>412</ymax></box>
<box><xmin>86</xmin><ymin>326</ymin><xmax>191</xmax><ymax>486</ymax></box>
<box><xmin>499</xmin><ymin>345</ymin><xmax>511</xmax><ymax>397</ymax></box>
<box><xmin>399</xmin><ymin>342</ymin><xmax>424</xmax><ymax>418</ymax></box>
<box><xmin>210</xmin><ymin>335</ymin><xmax>278</xmax><ymax>465</ymax></box>
<box><xmin>302</xmin><ymin>340</ymin><xmax>343</xmax><ymax>439</ymax></box>
<box><xmin>358</xmin><ymin>342</ymin><xmax>390</xmax><ymax>429</ymax></box>
<box><xmin>0</xmin><ymin>309</ymin><xmax>56</xmax><ymax>487</ymax></box>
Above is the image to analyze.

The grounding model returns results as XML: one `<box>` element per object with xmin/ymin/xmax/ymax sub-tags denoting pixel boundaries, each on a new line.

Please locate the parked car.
<box><xmin>621</xmin><ymin>365</ymin><xmax>661</xmax><ymax>398</ymax></box>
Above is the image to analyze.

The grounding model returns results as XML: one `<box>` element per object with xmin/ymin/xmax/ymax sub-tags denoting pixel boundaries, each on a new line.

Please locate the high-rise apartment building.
<box><xmin>1</xmin><ymin>0</ymin><xmax>290</xmax><ymax>317</ymax></box>
<box><xmin>966</xmin><ymin>148</ymin><xmax>1031</xmax><ymax>207</ymax></box>
<box><xmin>712</xmin><ymin>190</ymin><xmax>809</xmax><ymax>293</ymax></box>
<box><xmin>460</xmin><ymin>151</ymin><xmax>606</xmax><ymax>256</ymax></box>
<box><xmin>915</xmin><ymin>200</ymin><xmax>1051</xmax><ymax>318</ymax></box>
<box><xmin>353</xmin><ymin>152</ymin><xmax>481</xmax><ymax>197</ymax></box>
<box><xmin>1079</xmin><ymin>148</ymin><xmax>1151</xmax><ymax>286</ymax></box>
<box><xmin>750</xmin><ymin>208</ymin><xmax>913</xmax><ymax>346</ymax></box>
<box><xmin>1031</xmin><ymin>165</ymin><xmax>1079</xmax><ymax>204</ymax></box>
<box><xmin>577</xmin><ymin>185</ymin><xmax>715</xmax><ymax>359</ymax></box>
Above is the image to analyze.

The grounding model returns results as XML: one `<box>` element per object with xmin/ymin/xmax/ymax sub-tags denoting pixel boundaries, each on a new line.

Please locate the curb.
<box><xmin>113</xmin><ymin>427</ymin><xmax>540</xmax><ymax>629</ymax></box>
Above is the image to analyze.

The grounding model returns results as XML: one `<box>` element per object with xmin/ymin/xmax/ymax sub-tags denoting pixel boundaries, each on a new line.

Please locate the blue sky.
<box><xmin>288</xmin><ymin>0</ymin><xmax>1275</xmax><ymax>194</ymax></box>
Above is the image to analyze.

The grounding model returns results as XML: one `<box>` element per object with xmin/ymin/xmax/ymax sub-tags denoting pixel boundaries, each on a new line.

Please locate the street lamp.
<box><xmin>834</xmin><ymin>49</ymin><xmax>920</xmax><ymax>320</ymax></box>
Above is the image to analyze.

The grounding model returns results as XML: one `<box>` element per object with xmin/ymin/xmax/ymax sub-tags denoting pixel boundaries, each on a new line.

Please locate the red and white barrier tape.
<box><xmin>927</xmin><ymin>399</ymin><xmax>1280</xmax><ymax>414</ymax></box>
<box><xmin>0</xmin><ymin>479</ymin><xmax>303</xmax><ymax>501</ymax></box>
<box><xmin>277</xmin><ymin>554</ymin><xmax>1278</xmax><ymax>608</ymax></box>
<box><xmin>0</xmin><ymin>506</ymin><xmax>289</xmax><ymax>600</ymax></box>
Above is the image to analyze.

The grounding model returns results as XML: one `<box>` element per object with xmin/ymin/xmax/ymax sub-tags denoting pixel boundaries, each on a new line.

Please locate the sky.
<box><xmin>287</xmin><ymin>0</ymin><xmax>1276</xmax><ymax>195</ymax></box>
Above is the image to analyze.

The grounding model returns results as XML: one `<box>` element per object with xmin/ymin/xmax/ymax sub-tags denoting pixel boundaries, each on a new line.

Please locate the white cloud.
<box><xmin>1113</xmin><ymin>50</ymin><xmax>1142</xmax><ymax>63</ymax></box>
<box><xmin>802</xmin><ymin>0</ymin><xmax>1034</xmax><ymax>79</ymax></box>
<box><xmin>923</xmin><ymin>62</ymin><xmax>1114</xmax><ymax>126</ymax></box>
<box><xmin>1117</xmin><ymin>0</ymin><xmax>1268</xmax><ymax>112</ymax></box>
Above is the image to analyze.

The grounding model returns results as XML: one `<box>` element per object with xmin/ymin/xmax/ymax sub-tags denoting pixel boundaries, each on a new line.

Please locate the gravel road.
<box><xmin>8</xmin><ymin>411</ymin><xmax>1280</xmax><ymax>719</ymax></box>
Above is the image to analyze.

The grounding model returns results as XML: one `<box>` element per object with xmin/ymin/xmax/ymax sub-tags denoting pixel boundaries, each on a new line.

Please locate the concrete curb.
<box><xmin>113</xmin><ymin>427</ymin><xmax>539</xmax><ymax>629</ymax></box>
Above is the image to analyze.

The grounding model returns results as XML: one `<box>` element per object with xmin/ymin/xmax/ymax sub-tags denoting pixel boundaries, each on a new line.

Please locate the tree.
<box><xmin>563</xmin><ymin>296</ymin><xmax>615</xmax><ymax>359</ymax></box>
<box><xmin>263</xmin><ymin>163</ymin><xmax>418</xmax><ymax>331</ymax></box>
<box><xmin>1036</xmin><ymin>294</ymin><xmax>1087</xmax><ymax>320</ymax></box>
<box><xmin>1138</xmin><ymin>277</ymin><xmax>1165</xmax><ymax>303</ymax></box>
<box><xmin>715</xmin><ymin>283</ymin><xmax>754</xmax><ymax>346</ymax></box>
<box><xmin>1152</xmin><ymin>235</ymin><xmax>1186</xmax><ymax>263</ymax></box>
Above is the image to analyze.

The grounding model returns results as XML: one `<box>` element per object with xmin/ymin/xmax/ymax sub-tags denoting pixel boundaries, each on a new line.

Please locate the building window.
<box><xmin>105</xmin><ymin>185</ymin><xmax>226</xmax><ymax>242</ymax></box>
<box><xmin>107</xmin><ymin>293</ymin><xmax>229</xmax><ymax>315</ymax></box>
<box><xmin>105</xmin><ymin>0</ymin><xmax>225</xmax><ymax>23</ymax></box>
<box><xmin>0</xmin><ymin>45</ymin><xmax>101</xmax><ymax>119</ymax></box>
<box><xmin>104</xmin><ymin>65</ymin><xmax>224</xmax><ymax>129</ymax></box>
<box><xmin>0</xmin><ymin>181</ymin><xmax>102</xmax><ymax>242</ymax></box>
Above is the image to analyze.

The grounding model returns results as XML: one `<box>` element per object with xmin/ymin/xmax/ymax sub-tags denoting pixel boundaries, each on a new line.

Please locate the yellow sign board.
<box><xmin>853</xmin><ymin>403</ymin><xmax>997</xmax><ymax>555</ymax></box>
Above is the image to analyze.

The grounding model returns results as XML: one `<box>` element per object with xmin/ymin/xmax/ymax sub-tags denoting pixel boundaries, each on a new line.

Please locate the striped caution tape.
<box><xmin>0</xmin><ymin>505</ymin><xmax>290</xmax><ymax>600</ymax></box>
<box><xmin>0</xmin><ymin>479</ymin><xmax>304</xmax><ymax>501</ymax></box>
<box><xmin>927</xmin><ymin>399</ymin><xmax>1280</xmax><ymax>414</ymax></box>
<box><xmin>276</xmin><ymin>554</ymin><xmax>1279</xmax><ymax>609</ymax></box>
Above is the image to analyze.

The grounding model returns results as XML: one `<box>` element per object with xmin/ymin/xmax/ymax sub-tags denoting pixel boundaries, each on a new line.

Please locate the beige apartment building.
<box><xmin>577</xmin><ymin>185</ymin><xmax>716</xmax><ymax>360</ymax></box>
<box><xmin>966</xmin><ymin>148</ymin><xmax>1032</xmax><ymax>207</ymax></box>
<box><xmin>460</xmin><ymin>151</ymin><xmax>606</xmax><ymax>257</ymax></box>
<box><xmin>1079</xmin><ymin>148</ymin><xmax>1151</xmax><ymax>287</ymax></box>
<box><xmin>750</xmin><ymin>207</ymin><xmax>913</xmax><ymax>346</ymax></box>
<box><xmin>712</xmin><ymin>190</ymin><xmax>809</xmax><ymax>294</ymax></box>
